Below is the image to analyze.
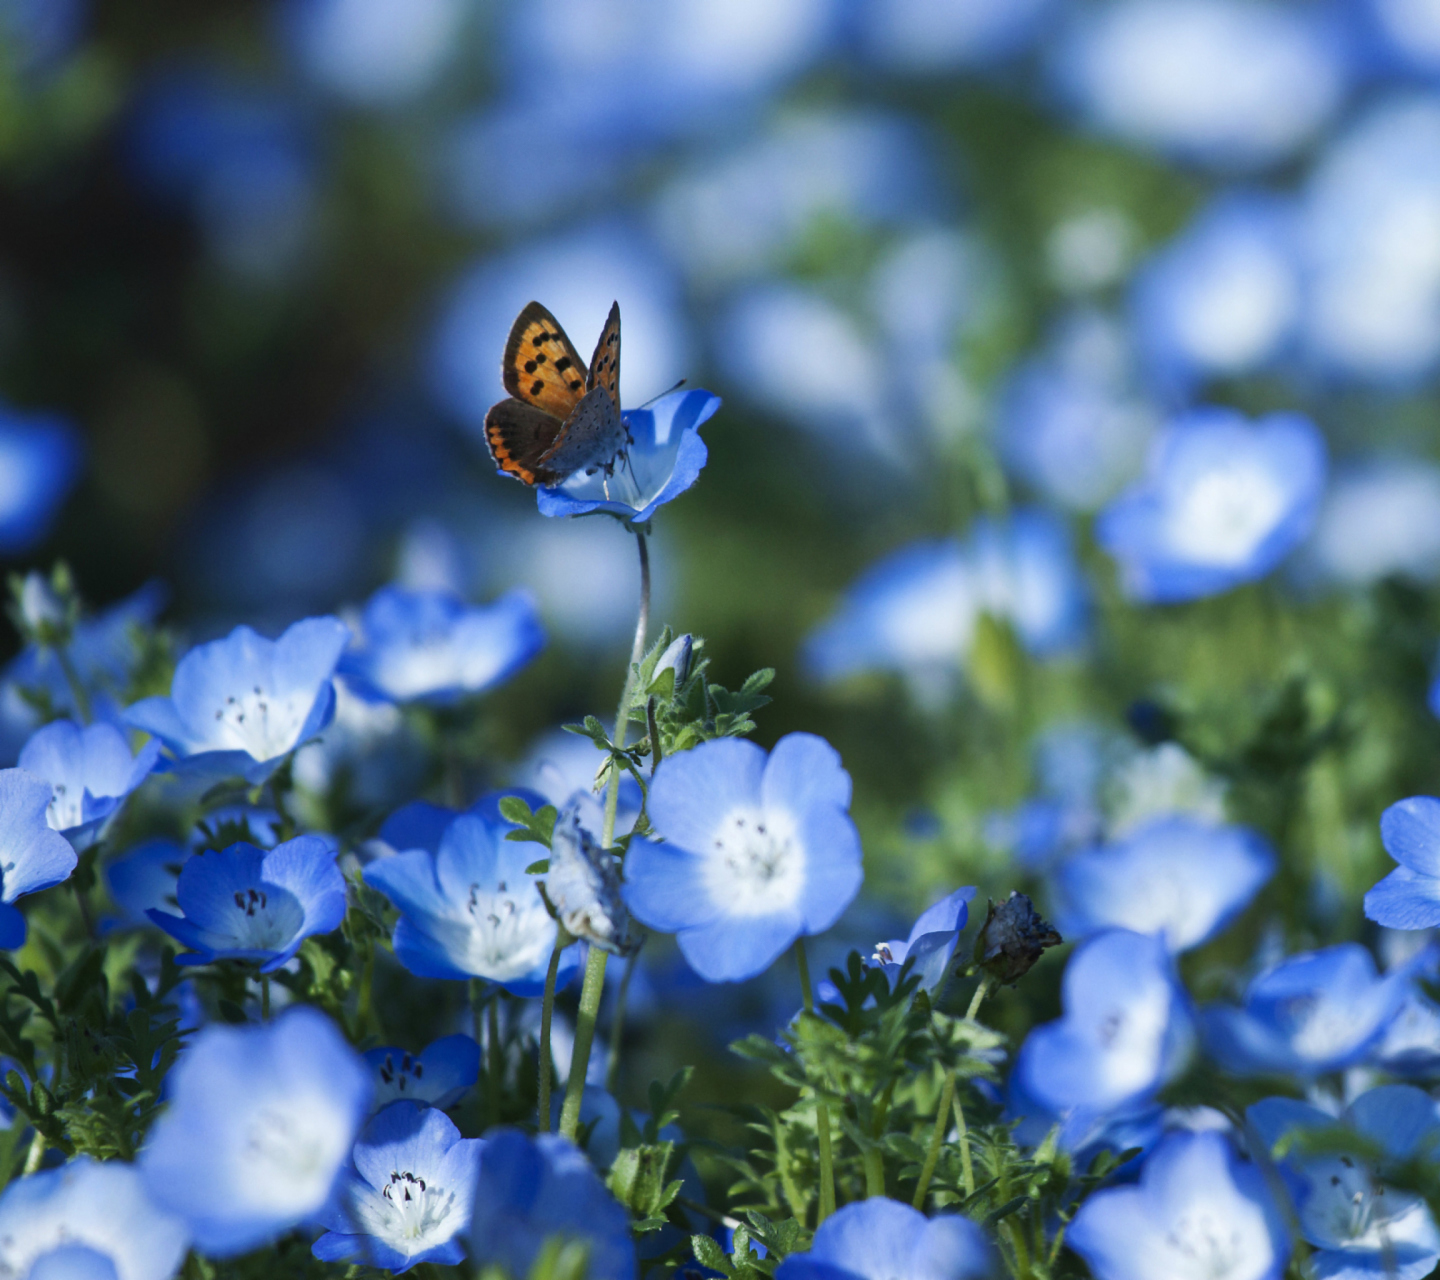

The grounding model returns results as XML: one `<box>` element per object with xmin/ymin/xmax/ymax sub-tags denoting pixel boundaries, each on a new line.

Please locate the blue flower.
<box><xmin>1366</xmin><ymin>795</ymin><xmax>1440</xmax><ymax>929</ymax></box>
<box><xmin>125</xmin><ymin>616</ymin><xmax>349</xmax><ymax>783</ymax></box>
<box><xmin>535</xmin><ymin>388</ymin><xmax>721</xmax><ymax>524</ymax></box>
<box><xmin>623</xmin><ymin>733</ymin><xmax>863</xmax><ymax>983</ymax></box>
<box><xmin>140</xmin><ymin>1006</ymin><xmax>371</xmax><ymax>1256</ymax></box>
<box><xmin>17</xmin><ymin>720</ymin><xmax>160</xmax><ymax>848</ymax></box>
<box><xmin>338</xmin><ymin>586</ymin><xmax>544</xmax><ymax>705</ymax></box>
<box><xmin>1097</xmin><ymin>408</ymin><xmax>1327</xmax><ymax>603</ymax></box>
<box><xmin>873</xmin><ymin>887</ymin><xmax>976</xmax><ymax>992</ymax></box>
<box><xmin>145</xmin><ymin>835</ymin><xmax>347</xmax><ymax>972</ymax></box>
<box><xmin>365</xmin><ymin>1034</ymin><xmax>480</xmax><ymax>1111</ymax></box>
<box><xmin>1372</xmin><ymin>987</ymin><xmax>1440</xmax><ymax>1077</ymax></box>
<box><xmin>1067</xmin><ymin>1131</ymin><xmax>1290</xmax><ymax>1280</ymax></box>
<box><xmin>1249</xmin><ymin>1085</ymin><xmax>1440</xmax><ymax>1280</ymax></box>
<box><xmin>0</xmin><ymin>407</ymin><xmax>81</xmax><ymax>554</ymax></box>
<box><xmin>1200</xmin><ymin>943</ymin><xmax>1428</xmax><ymax>1077</ymax></box>
<box><xmin>0</xmin><ymin>770</ymin><xmax>80</xmax><ymax>948</ymax></box>
<box><xmin>364</xmin><ymin>800</ymin><xmax>582</xmax><ymax>994</ymax></box>
<box><xmin>1312</xmin><ymin>457</ymin><xmax>1440</xmax><ymax>587</ymax></box>
<box><xmin>104</xmin><ymin>838</ymin><xmax>190</xmax><ymax>932</ymax></box>
<box><xmin>1013</xmin><ymin>930</ymin><xmax>1194</xmax><ymax>1134</ymax></box>
<box><xmin>774</xmin><ymin>1198</ymin><xmax>993</xmax><ymax>1280</ymax></box>
<box><xmin>0</xmin><ymin>1156</ymin><xmax>189</xmax><ymax>1280</ymax></box>
<box><xmin>467</xmin><ymin>1129</ymin><xmax>636</xmax><ymax>1280</ymax></box>
<box><xmin>313</xmin><ymin>1101</ymin><xmax>483</xmax><ymax>1273</ymax></box>
<box><xmin>1051</xmin><ymin>817</ymin><xmax>1275</xmax><ymax>952</ymax></box>
<box><xmin>856</xmin><ymin>0</ymin><xmax>1051</xmax><ymax>71</ymax></box>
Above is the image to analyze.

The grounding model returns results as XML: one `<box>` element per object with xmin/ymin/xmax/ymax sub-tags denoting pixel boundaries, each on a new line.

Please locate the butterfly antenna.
<box><xmin>634</xmin><ymin>378</ymin><xmax>687</xmax><ymax>411</ymax></box>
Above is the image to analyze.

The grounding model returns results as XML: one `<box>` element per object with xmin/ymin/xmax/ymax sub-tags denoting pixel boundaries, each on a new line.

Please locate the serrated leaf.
<box><xmin>691</xmin><ymin>1234</ymin><xmax>732</xmax><ymax>1276</ymax></box>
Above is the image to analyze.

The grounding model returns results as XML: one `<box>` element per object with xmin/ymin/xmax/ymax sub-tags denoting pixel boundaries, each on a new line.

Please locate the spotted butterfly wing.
<box><xmin>586</xmin><ymin>301</ymin><xmax>621</xmax><ymax>411</ymax></box>
<box><xmin>501</xmin><ymin>301</ymin><xmax>589</xmax><ymax>418</ymax></box>
<box><xmin>485</xmin><ymin>399</ymin><xmax>568</xmax><ymax>486</ymax></box>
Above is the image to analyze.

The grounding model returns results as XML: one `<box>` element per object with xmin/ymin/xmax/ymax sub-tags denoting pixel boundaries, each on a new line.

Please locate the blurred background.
<box><xmin>6</xmin><ymin>0</ymin><xmax>1440</xmax><ymax>1054</ymax></box>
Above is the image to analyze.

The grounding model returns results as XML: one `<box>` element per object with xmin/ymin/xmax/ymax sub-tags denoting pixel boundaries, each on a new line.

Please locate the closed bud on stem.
<box><xmin>652</xmin><ymin>632</ymin><xmax>693</xmax><ymax>688</ymax></box>
<box><xmin>974</xmin><ymin>891</ymin><xmax>1062</xmax><ymax>985</ymax></box>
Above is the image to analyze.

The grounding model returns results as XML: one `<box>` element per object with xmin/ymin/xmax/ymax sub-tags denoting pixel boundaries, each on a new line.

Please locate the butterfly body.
<box><xmin>485</xmin><ymin>300</ymin><xmax>629</xmax><ymax>487</ymax></box>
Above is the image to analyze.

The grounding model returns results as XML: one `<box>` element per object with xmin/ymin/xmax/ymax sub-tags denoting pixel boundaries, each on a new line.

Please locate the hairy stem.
<box><xmin>912</xmin><ymin>1070</ymin><xmax>956</xmax><ymax>1210</ymax></box>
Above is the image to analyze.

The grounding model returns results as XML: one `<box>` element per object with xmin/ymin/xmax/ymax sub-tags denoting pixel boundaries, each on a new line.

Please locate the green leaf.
<box><xmin>691</xmin><ymin>1233</ymin><xmax>733</xmax><ymax>1276</ymax></box>
<box><xmin>607</xmin><ymin>1142</ymin><xmax>683</xmax><ymax>1221</ymax></box>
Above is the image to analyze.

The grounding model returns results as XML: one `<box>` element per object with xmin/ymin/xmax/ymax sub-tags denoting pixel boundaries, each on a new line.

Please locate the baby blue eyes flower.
<box><xmin>774</xmin><ymin>1197</ymin><xmax>993</xmax><ymax>1280</ymax></box>
<box><xmin>337</xmin><ymin>586</ymin><xmax>544</xmax><ymax>705</ymax></box>
<box><xmin>365</xmin><ymin>1034</ymin><xmax>480</xmax><ymax>1111</ymax></box>
<box><xmin>0</xmin><ymin>769</ymin><xmax>81</xmax><ymax>948</ymax></box>
<box><xmin>1051</xmin><ymin>817</ymin><xmax>1275</xmax><ymax>953</ymax></box>
<box><xmin>125</xmin><ymin>616</ymin><xmax>350</xmax><ymax>783</ymax></box>
<box><xmin>467</xmin><ymin>1129</ymin><xmax>636</xmax><ymax>1280</ymax></box>
<box><xmin>364</xmin><ymin>802</ymin><xmax>581</xmax><ymax>994</ymax></box>
<box><xmin>535</xmin><ymin>388</ymin><xmax>721</xmax><ymax>524</ymax></box>
<box><xmin>1097</xmin><ymin>408</ymin><xmax>1327</xmax><ymax>604</ymax></box>
<box><xmin>145</xmin><ymin>836</ymin><xmax>347</xmax><ymax>972</ymax></box>
<box><xmin>139</xmin><ymin>1006</ymin><xmax>371</xmax><ymax>1257</ymax></box>
<box><xmin>0</xmin><ymin>1156</ymin><xmax>189</xmax><ymax>1280</ymax></box>
<box><xmin>1249</xmin><ymin>1086</ymin><xmax>1440</xmax><ymax>1280</ymax></box>
<box><xmin>312</xmin><ymin>1101</ymin><xmax>483</xmax><ymax>1273</ymax></box>
<box><xmin>1365</xmin><ymin>795</ymin><xmax>1440</xmax><ymax>929</ymax></box>
<box><xmin>1200</xmin><ymin>942</ymin><xmax>1426</xmax><ymax>1077</ymax></box>
<box><xmin>18</xmin><ymin>720</ymin><xmax>161</xmax><ymax>848</ymax></box>
<box><xmin>872</xmin><ymin>886</ymin><xmax>976</xmax><ymax>992</ymax></box>
<box><xmin>1066</xmin><ymin>1130</ymin><xmax>1291</xmax><ymax>1280</ymax></box>
<box><xmin>622</xmin><ymin>733</ymin><xmax>863</xmax><ymax>983</ymax></box>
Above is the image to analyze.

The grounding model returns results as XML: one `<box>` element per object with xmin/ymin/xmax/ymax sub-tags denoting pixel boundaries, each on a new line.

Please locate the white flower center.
<box><xmin>216</xmin><ymin>884</ymin><xmax>305</xmax><ymax>952</ymax></box>
<box><xmin>442</xmin><ymin>879</ymin><xmax>554</xmax><ymax>983</ymax></box>
<box><xmin>240</xmin><ymin>1105</ymin><xmax>346</xmax><ymax>1212</ymax></box>
<box><xmin>1166</xmin><ymin>465</ymin><xmax>1287</xmax><ymax>567</ymax></box>
<box><xmin>377</xmin><ymin>1169</ymin><xmax>458</xmax><ymax>1245</ymax></box>
<box><xmin>45</xmin><ymin>783</ymin><xmax>85</xmax><ymax>833</ymax></box>
<box><xmin>1161</xmin><ymin>1211</ymin><xmax>1246</xmax><ymax>1278</ymax></box>
<box><xmin>376</xmin><ymin>1051</ymin><xmax>426</xmax><ymax>1098</ymax></box>
<box><xmin>1276</xmin><ymin>992</ymin><xmax>1368</xmax><ymax>1061</ymax></box>
<box><xmin>1304</xmin><ymin>1155</ymin><xmax>1436</xmax><ymax>1253</ymax></box>
<box><xmin>210</xmin><ymin>683</ymin><xmax>312</xmax><ymax>762</ymax></box>
<box><xmin>703</xmin><ymin>807</ymin><xmax>805</xmax><ymax>917</ymax></box>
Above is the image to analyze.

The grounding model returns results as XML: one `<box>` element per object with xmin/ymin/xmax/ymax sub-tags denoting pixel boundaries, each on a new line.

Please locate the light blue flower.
<box><xmin>873</xmin><ymin>887</ymin><xmax>976</xmax><ymax>992</ymax></box>
<box><xmin>313</xmin><ymin>1101</ymin><xmax>483</xmax><ymax>1273</ymax></box>
<box><xmin>1311</xmin><ymin>457</ymin><xmax>1440</xmax><ymax>587</ymax></box>
<box><xmin>364</xmin><ymin>799</ymin><xmax>582</xmax><ymax>994</ymax></box>
<box><xmin>623</xmin><ymin>733</ymin><xmax>863</xmax><ymax>983</ymax></box>
<box><xmin>338</xmin><ymin>586</ymin><xmax>544</xmax><ymax>705</ymax></box>
<box><xmin>1066</xmin><ymin>1130</ymin><xmax>1290</xmax><ymax>1280</ymax></box>
<box><xmin>139</xmin><ymin>1006</ymin><xmax>371</xmax><ymax>1256</ymax></box>
<box><xmin>145</xmin><ymin>836</ymin><xmax>347</xmax><ymax>972</ymax></box>
<box><xmin>365</xmin><ymin>1034</ymin><xmax>480</xmax><ymax>1111</ymax></box>
<box><xmin>1096</xmin><ymin>407</ymin><xmax>1327</xmax><ymax>603</ymax></box>
<box><xmin>856</xmin><ymin>0</ymin><xmax>1050</xmax><ymax>71</ymax></box>
<box><xmin>1014</xmin><ymin>930</ymin><xmax>1194</xmax><ymax>1131</ymax></box>
<box><xmin>1051</xmin><ymin>817</ymin><xmax>1275</xmax><ymax>953</ymax></box>
<box><xmin>1249</xmin><ymin>1085</ymin><xmax>1440</xmax><ymax>1280</ymax></box>
<box><xmin>0</xmin><ymin>769</ymin><xmax>80</xmax><ymax>948</ymax></box>
<box><xmin>774</xmin><ymin>1197</ymin><xmax>993</xmax><ymax>1280</ymax></box>
<box><xmin>536</xmin><ymin>388</ymin><xmax>721</xmax><ymax>524</ymax></box>
<box><xmin>467</xmin><ymin>1129</ymin><xmax>636</xmax><ymax>1280</ymax></box>
<box><xmin>104</xmin><ymin>839</ymin><xmax>189</xmax><ymax>932</ymax></box>
<box><xmin>1200</xmin><ymin>943</ymin><xmax>1428</xmax><ymax>1077</ymax></box>
<box><xmin>125</xmin><ymin>616</ymin><xmax>349</xmax><ymax>783</ymax></box>
<box><xmin>1131</xmin><ymin>192</ymin><xmax>1300</xmax><ymax>392</ymax></box>
<box><xmin>1371</xmin><ymin>987</ymin><xmax>1440</xmax><ymax>1077</ymax></box>
<box><xmin>1366</xmin><ymin>795</ymin><xmax>1440</xmax><ymax>929</ymax></box>
<box><xmin>0</xmin><ymin>407</ymin><xmax>81</xmax><ymax>554</ymax></box>
<box><xmin>0</xmin><ymin>1156</ymin><xmax>189</xmax><ymax>1280</ymax></box>
<box><xmin>17</xmin><ymin>720</ymin><xmax>160</xmax><ymax>848</ymax></box>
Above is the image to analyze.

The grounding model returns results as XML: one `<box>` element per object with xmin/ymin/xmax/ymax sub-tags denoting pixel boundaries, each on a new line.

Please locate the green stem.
<box><xmin>953</xmin><ymin>1089</ymin><xmax>975</xmax><ymax>1199</ymax></box>
<box><xmin>471</xmin><ymin>979</ymin><xmax>484</xmax><ymax>1045</ymax></box>
<box><xmin>605</xmin><ymin>949</ymin><xmax>638</xmax><ymax>1094</ymax></box>
<box><xmin>966</xmin><ymin>974</ymin><xmax>994</xmax><ymax>1021</ymax></box>
<box><xmin>537</xmin><ymin>941</ymin><xmax>565</xmax><ymax>1133</ymax></box>
<box><xmin>796</xmin><ymin>938</ymin><xmax>837</xmax><ymax>1222</ymax></box>
<box><xmin>22</xmin><ymin>1132</ymin><xmax>44</xmax><ymax>1176</ymax></box>
<box><xmin>912</xmin><ymin>1070</ymin><xmax>956</xmax><ymax>1210</ymax></box>
<box><xmin>488</xmin><ymin>996</ymin><xmax>503</xmax><ymax>1128</ymax></box>
<box><xmin>54</xmin><ymin>645</ymin><xmax>91</xmax><ymax>724</ymax></box>
<box><xmin>260</xmin><ymin>974</ymin><xmax>271</xmax><ymax>1021</ymax></box>
<box><xmin>560</xmin><ymin>530</ymin><xmax>650</xmax><ymax>1140</ymax></box>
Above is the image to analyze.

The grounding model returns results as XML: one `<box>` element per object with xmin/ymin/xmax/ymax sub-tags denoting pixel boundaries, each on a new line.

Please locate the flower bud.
<box><xmin>974</xmin><ymin>891</ymin><xmax>1062</xmax><ymax>985</ymax></box>
<box><xmin>653</xmin><ymin>632</ymin><xmax>693</xmax><ymax>688</ymax></box>
<box><xmin>541</xmin><ymin>803</ymin><xmax>641</xmax><ymax>956</ymax></box>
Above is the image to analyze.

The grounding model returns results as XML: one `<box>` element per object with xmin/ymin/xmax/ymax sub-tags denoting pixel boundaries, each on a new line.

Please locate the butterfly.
<box><xmin>484</xmin><ymin>300</ymin><xmax>630</xmax><ymax>487</ymax></box>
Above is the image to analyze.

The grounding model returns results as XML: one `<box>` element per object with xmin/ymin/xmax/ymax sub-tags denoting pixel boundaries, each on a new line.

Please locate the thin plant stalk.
<box><xmin>560</xmin><ymin>530</ymin><xmax>650</xmax><ymax>1140</ymax></box>
<box><xmin>605</xmin><ymin>949</ymin><xmax>639</xmax><ymax>1094</ymax></box>
<box><xmin>537</xmin><ymin>941</ymin><xmax>565</xmax><ymax>1133</ymax></box>
<box><xmin>795</xmin><ymin>938</ymin><xmax>836</xmax><ymax>1222</ymax></box>
<box><xmin>488</xmin><ymin>996</ymin><xmax>503</xmax><ymax>1127</ymax></box>
<box><xmin>912</xmin><ymin>1070</ymin><xmax>957</xmax><ymax>1210</ymax></box>
<box><xmin>260</xmin><ymin>974</ymin><xmax>271</xmax><ymax>1021</ymax></box>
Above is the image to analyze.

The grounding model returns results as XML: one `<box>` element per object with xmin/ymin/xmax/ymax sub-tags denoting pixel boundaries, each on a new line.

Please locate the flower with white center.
<box><xmin>1067</xmin><ymin>1130</ymin><xmax>1290</xmax><ymax>1280</ymax></box>
<box><xmin>139</xmin><ymin>1006</ymin><xmax>370</xmax><ymax>1256</ymax></box>
<box><xmin>144</xmin><ymin>836</ymin><xmax>347</xmax><ymax>972</ymax></box>
<box><xmin>0</xmin><ymin>1156</ymin><xmax>189</xmax><ymax>1280</ymax></box>
<box><xmin>1249</xmin><ymin>1085</ymin><xmax>1440</xmax><ymax>1280</ymax></box>
<box><xmin>872</xmin><ymin>886</ymin><xmax>976</xmax><ymax>992</ymax></box>
<box><xmin>17</xmin><ymin>719</ymin><xmax>160</xmax><ymax>848</ymax></box>
<box><xmin>1052</xmin><ymin>817</ymin><xmax>1275</xmax><ymax>953</ymax></box>
<box><xmin>125</xmin><ymin>616</ymin><xmax>349</xmax><ymax>783</ymax></box>
<box><xmin>1015</xmin><ymin>930</ymin><xmax>1194</xmax><ymax>1126</ymax></box>
<box><xmin>1200</xmin><ymin>943</ymin><xmax>1431</xmax><ymax>1077</ymax></box>
<box><xmin>1097</xmin><ymin>407</ymin><xmax>1327</xmax><ymax>603</ymax></box>
<box><xmin>313</xmin><ymin>1101</ymin><xmax>482</xmax><ymax>1273</ymax></box>
<box><xmin>337</xmin><ymin>585</ymin><xmax>544</xmax><ymax>706</ymax></box>
<box><xmin>364</xmin><ymin>1034</ymin><xmax>480</xmax><ymax>1111</ymax></box>
<box><xmin>622</xmin><ymin>733</ymin><xmax>862</xmax><ymax>983</ymax></box>
<box><xmin>774</xmin><ymin>1197</ymin><xmax>993</xmax><ymax>1280</ymax></box>
<box><xmin>0</xmin><ymin>769</ymin><xmax>80</xmax><ymax>949</ymax></box>
<box><xmin>363</xmin><ymin>799</ymin><xmax>582</xmax><ymax>995</ymax></box>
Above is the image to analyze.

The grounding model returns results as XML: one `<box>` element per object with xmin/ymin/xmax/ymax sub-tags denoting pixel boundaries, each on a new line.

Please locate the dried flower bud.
<box><xmin>974</xmin><ymin>891</ymin><xmax>1062</xmax><ymax>985</ymax></box>
<box><xmin>541</xmin><ymin>803</ymin><xmax>641</xmax><ymax>956</ymax></box>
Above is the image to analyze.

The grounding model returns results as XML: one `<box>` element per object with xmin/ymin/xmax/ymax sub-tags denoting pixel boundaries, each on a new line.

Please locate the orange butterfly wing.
<box><xmin>586</xmin><ymin>301</ymin><xmax>621</xmax><ymax>412</ymax></box>
<box><xmin>502</xmin><ymin>301</ymin><xmax>589</xmax><ymax>419</ymax></box>
<box><xmin>485</xmin><ymin>398</ymin><xmax>566</xmax><ymax>486</ymax></box>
